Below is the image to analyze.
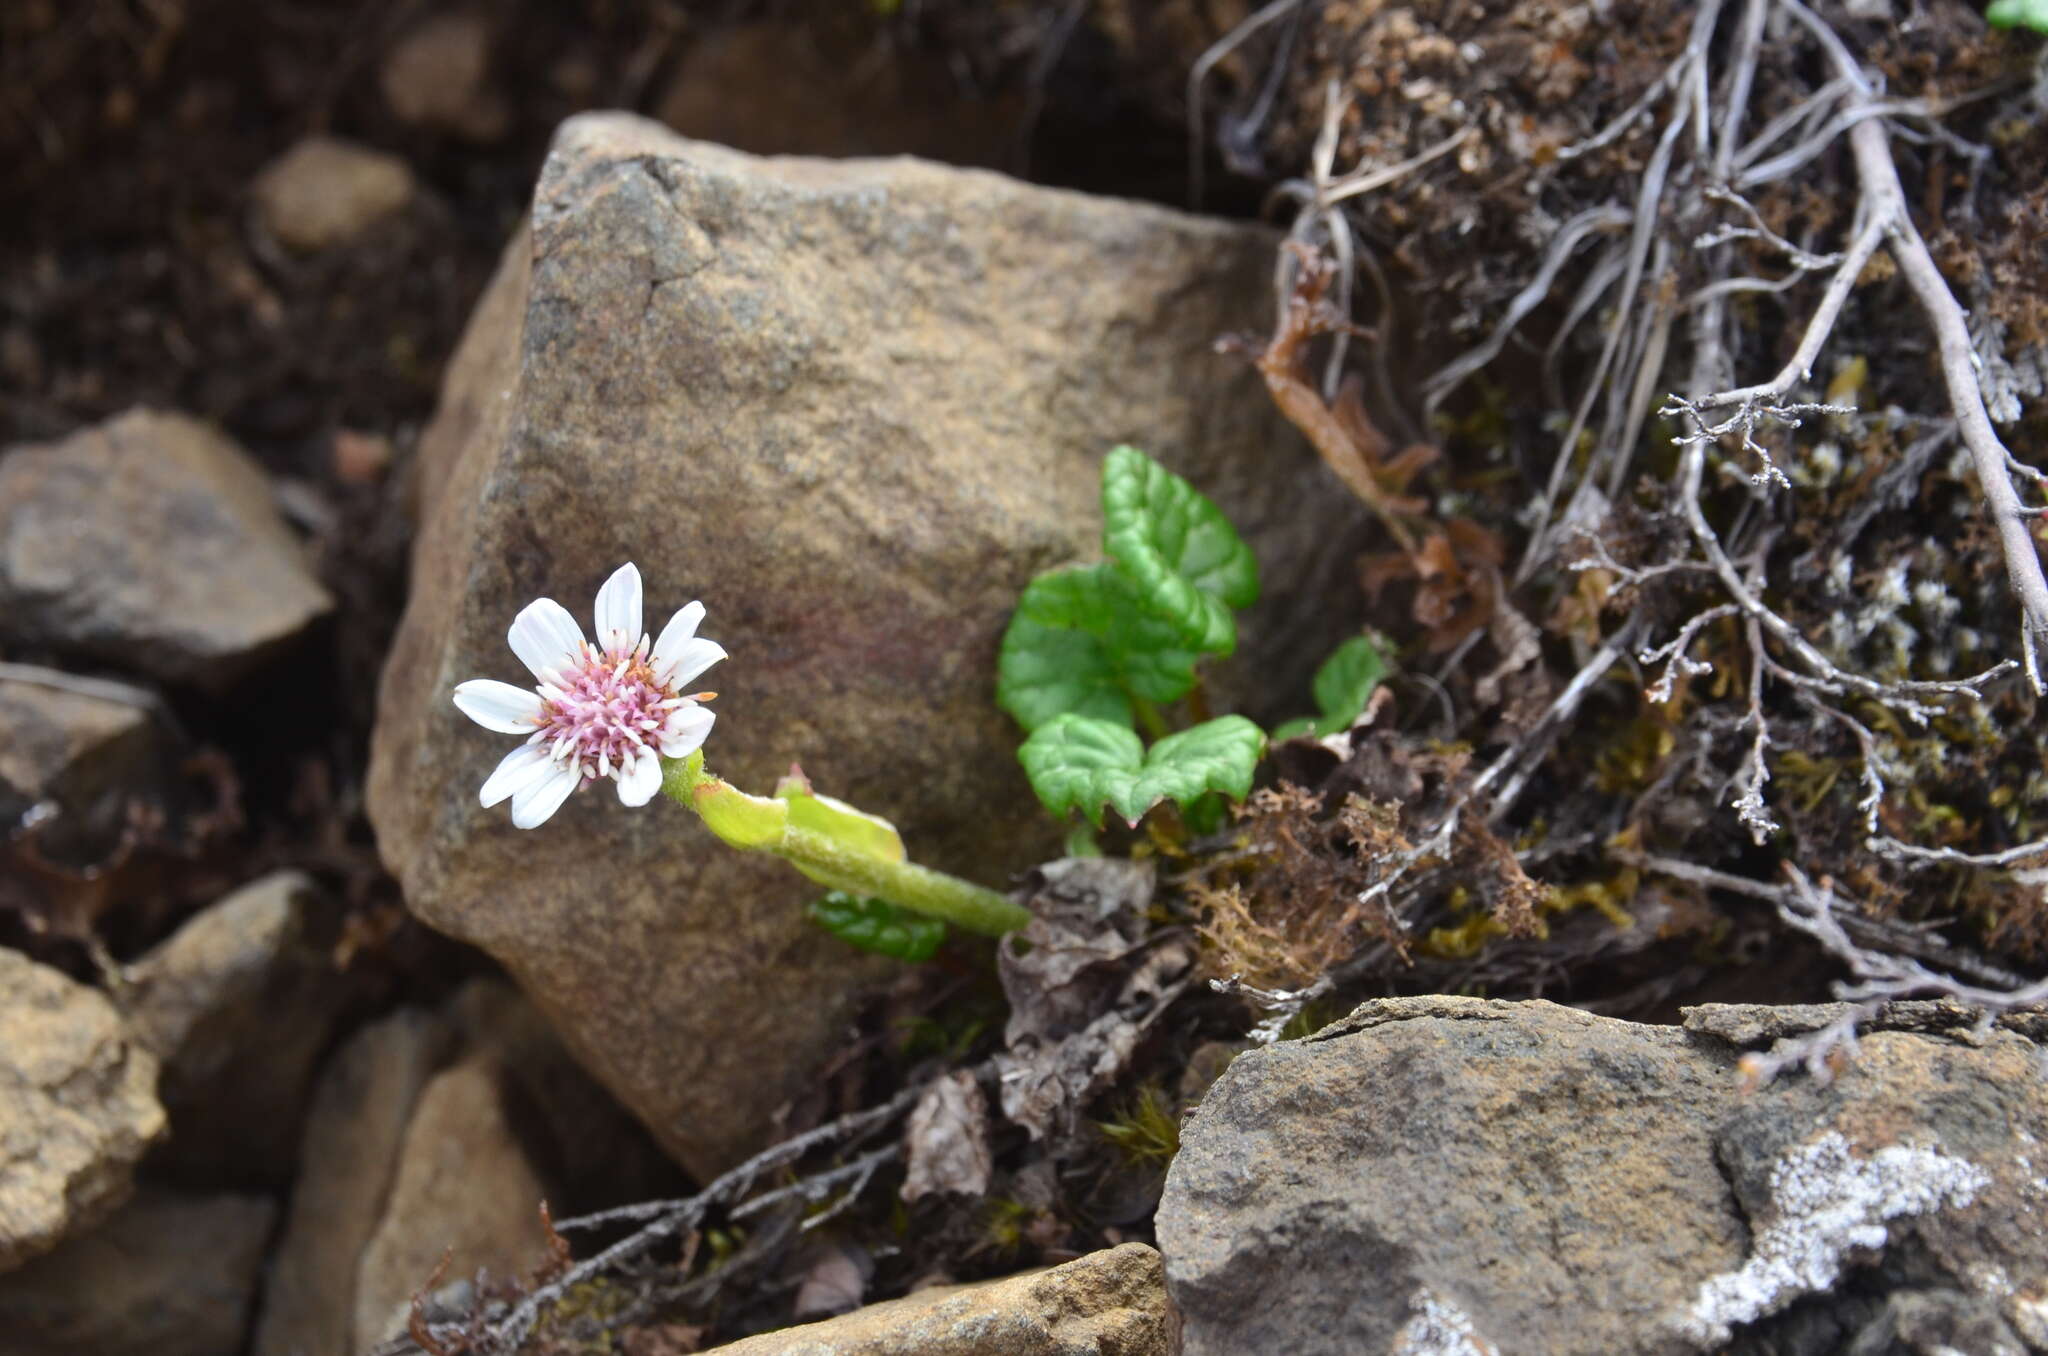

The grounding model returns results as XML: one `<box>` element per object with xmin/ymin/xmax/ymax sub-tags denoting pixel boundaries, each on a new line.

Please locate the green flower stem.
<box><xmin>660</xmin><ymin>754</ymin><xmax>1031</xmax><ymax>937</ymax></box>
<box><xmin>777</xmin><ymin>822</ymin><xmax>1030</xmax><ymax>936</ymax></box>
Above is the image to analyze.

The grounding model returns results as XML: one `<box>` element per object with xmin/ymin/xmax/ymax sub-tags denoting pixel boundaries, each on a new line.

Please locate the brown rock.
<box><xmin>253</xmin><ymin>1008</ymin><xmax>452</xmax><ymax>1356</ymax></box>
<box><xmin>704</xmin><ymin>1243</ymin><xmax>1174</xmax><ymax>1355</ymax></box>
<box><xmin>366</xmin><ymin>114</ymin><xmax>1366</xmax><ymax>1177</ymax></box>
<box><xmin>0</xmin><ymin>672</ymin><xmax>165</xmax><ymax>866</ymax></box>
<box><xmin>122</xmin><ymin>870</ymin><xmax>353</xmax><ymax>1188</ymax></box>
<box><xmin>380</xmin><ymin>13</ymin><xmax>508</xmax><ymax>142</ymax></box>
<box><xmin>351</xmin><ymin>1057</ymin><xmax>553</xmax><ymax>1348</ymax></box>
<box><xmin>0</xmin><ymin>410</ymin><xmax>334</xmax><ymax>690</ymax></box>
<box><xmin>0</xmin><ymin>1187</ymin><xmax>275</xmax><ymax>1356</ymax></box>
<box><xmin>1158</xmin><ymin>996</ymin><xmax>2048</xmax><ymax>1356</ymax></box>
<box><xmin>252</xmin><ymin>136</ymin><xmax>417</xmax><ymax>253</ymax></box>
<box><xmin>0</xmin><ymin>948</ymin><xmax>164</xmax><ymax>1273</ymax></box>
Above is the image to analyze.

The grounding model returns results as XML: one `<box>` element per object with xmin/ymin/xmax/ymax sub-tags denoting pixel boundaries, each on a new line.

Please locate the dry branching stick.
<box><xmin>1629</xmin><ymin>851</ymin><xmax>2048</xmax><ymax>1085</ymax></box>
<box><xmin>443</xmin><ymin>1075</ymin><xmax>941</xmax><ymax>1353</ymax></box>
<box><xmin>1694</xmin><ymin>0</ymin><xmax>2048</xmax><ymax>692</ymax></box>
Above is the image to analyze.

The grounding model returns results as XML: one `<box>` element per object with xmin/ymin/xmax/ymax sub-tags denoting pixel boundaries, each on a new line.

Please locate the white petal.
<box><xmin>617</xmin><ymin>750</ymin><xmax>663</xmax><ymax>807</ymax></box>
<box><xmin>650</xmin><ymin>602</ymin><xmax>707</xmax><ymax>674</ymax></box>
<box><xmin>508</xmin><ymin>597</ymin><xmax>586</xmax><ymax>682</ymax></box>
<box><xmin>657</xmin><ymin>638</ymin><xmax>726</xmax><ymax>689</ymax></box>
<box><xmin>657</xmin><ymin>706</ymin><xmax>715</xmax><ymax>759</ymax></box>
<box><xmin>479</xmin><ymin>743</ymin><xmax>558</xmax><ymax>807</ymax></box>
<box><xmin>593</xmin><ymin>563</ymin><xmax>644</xmax><ymax>655</ymax></box>
<box><xmin>452</xmin><ymin>679</ymin><xmax>547</xmax><ymax>734</ymax></box>
<box><xmin>510</xmin><ymin>763</ymin><xmax>581</xmax><ymax>829</ymax></box>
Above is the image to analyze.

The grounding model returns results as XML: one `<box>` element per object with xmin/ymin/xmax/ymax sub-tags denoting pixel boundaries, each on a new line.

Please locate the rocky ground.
<box><xmin>4</xmin><ymin>2</ymin><xmax>2048</xmax><ymax>1354</ymax></box>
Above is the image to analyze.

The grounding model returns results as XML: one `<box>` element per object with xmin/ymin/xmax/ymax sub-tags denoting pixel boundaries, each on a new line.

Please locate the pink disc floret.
<box><xmin>534</xmin><ymin>639</ymin><xmax>699</xmax><ymax>786</ymax></box>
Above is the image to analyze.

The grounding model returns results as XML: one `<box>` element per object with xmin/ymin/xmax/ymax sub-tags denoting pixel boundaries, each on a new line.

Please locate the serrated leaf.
<box><xmin>1274</xmin><ymin>634</ymin><xmax>1390</xmax><ymax>740</ymax></box>
<box><xmin>1101</xmin><ymin>445</ymin><xmax>1259</xmax><ymax>656</ymax></box>
<box><xmin>806</xmin><ymin>891</ymin><xmax>946</xmax><ymax>962</ymax></box>
<box><xmin>1017</xmin><ymin>715</ymin><xmax>1146</xmax><ymax>826</ymax></box>
<box><xmin>1018</xmin><ymin>713</ymin><xmax>1265</xmax><ymax>827</ymax></box>
<box><xmin>996</xmin><ymin>565</ymin><xmax>1203</xmax><ymax>733</ymax></box>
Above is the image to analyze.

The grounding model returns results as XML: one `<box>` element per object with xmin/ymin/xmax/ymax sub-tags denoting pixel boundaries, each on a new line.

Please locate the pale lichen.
<box><xmin>1392</xmin><ymin>1286</ymin><xmax>1498</xmax><ymax>1356</ymax></box>
<box><xmin>1674</xmin><ymin>1131</ymin><xmax>1989</xmax><ymax>1347</ymax></box>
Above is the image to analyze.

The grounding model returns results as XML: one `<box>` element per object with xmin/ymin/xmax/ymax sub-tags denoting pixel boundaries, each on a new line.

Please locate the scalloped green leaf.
<box><xmin>806</xmin><ymin>891</ymin><xmax>946</xmax><ymax>962</ymax></box>
<box><xmin>1018</xmin><ymin>713</ymin><xmax>1266</xmax><ymax>827</ymax></box>
<box><xmin>1017</xmin><ymin>715</ymin><xmax>1145</xmax><ymax>826</ymax></box>
<box><xmin>996</xmin><ymin>565</ymin><xmax>1204</xmax><ymax>733</ymax></box>
<box><xmin>1989</xmin><ymin>0</ymin><xmax>2048</xmax><ymax>33</ymax></box>
<box><xmin>1101</xmin><ymin>445</ymin><xmax>1259</xmax><ymax>656</ymax></box>
<box><xmin>1272</xmin><ymin>634</ymin><xmax>1391</xmax><ymax>740</ymax></box>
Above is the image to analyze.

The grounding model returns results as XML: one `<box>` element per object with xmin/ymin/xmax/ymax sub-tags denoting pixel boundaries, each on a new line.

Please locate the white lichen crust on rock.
<box><xmin>1675</xmin><ymin>1131</ymin><xmax>1989</xmax><ymax>1347</ymax></box>
<box><xmin>1156</xmin><ymin>996</ymin><xmax>2048</xmax><ymax>1356</ymax></box>
<box><xmin>366</xmin><ymin>112</ymin><xmax>1368</xmax><ymax>1177</ymax></box>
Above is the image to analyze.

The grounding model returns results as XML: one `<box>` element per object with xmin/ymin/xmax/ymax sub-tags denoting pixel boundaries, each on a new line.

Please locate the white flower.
<box><xmin>452</xmin><ymin>563</ymin><xmax>725</xmax><ymax>828</ymax></box>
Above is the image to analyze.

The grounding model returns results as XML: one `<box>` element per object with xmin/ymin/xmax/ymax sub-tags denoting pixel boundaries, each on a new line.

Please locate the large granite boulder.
<box><xmin>1158</xmin><ymin>997</ymin><xmax>2048</xmax><ymax>1356</ymax></box>
<box><xmin>367</xmin><ymin>113</ymin><xmax>1366</xmax><ymax>1176</ymax></box>
<box><xmin>0</xmin><ymin>948</ymin><xmax>165</xmax><ymax>1273</ymax></box>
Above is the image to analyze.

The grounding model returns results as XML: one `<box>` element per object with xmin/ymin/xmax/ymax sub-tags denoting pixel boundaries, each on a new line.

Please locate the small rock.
<box><xmin>0</xmin><ymin>409</ymin><xmax>334</xmax><ymax>690</ymax></box>
<box><xmin>351</xmin><ymin>1056</ymin><xmax>554</xmax><ymax>1348</ymax></box>
<box><xmin>702</xmin><ymin>1243</ymin><xmax>1174</xmax><ymax>1355</ymax></box>
<box><xmin>0</xmin><ymin>1187</ymin><xmax>275</xmax><ymax>1356</ymax></box>
<box><xmin>0</xmin><ymin>948</ymin><xmax>165</xmax><ymax>1273</ymax></box>
<box><xmin>254</xmin><ymin>984</ymin><xmax>603</xmax><ymax>1356</ymax></box>
<box><xmin>252</xmin><ymin>136</ymin><xmax>416</xmax><ymax>253</ymax></box>
<box><xmin>0</xmin><ymin>672</ymin><xmax>164</xmax><ymax>863</ymax></box>
<box><xmin>380</xmin><ymin>14</ymin><xmax>508</xmax><ymax>141</ymax></box>
<box><xmin>1157</xmin><ymin>996</ymin><xmax>2048</xmax><ymax>1356</ymax></box>
<box><xmin>254</xmin><ymin>1008</ymin><xmax>452</xmax><ymax>1356</ymax></box>
<box><xmin>121</xmin><ymin>870</ymin><xmax>354</xmax><ymax>1188</ymax></box>
<box><xmin>366</xmin><ymin>114</ymin><xmax>1367</xmax><ymax>1177</ymax></box>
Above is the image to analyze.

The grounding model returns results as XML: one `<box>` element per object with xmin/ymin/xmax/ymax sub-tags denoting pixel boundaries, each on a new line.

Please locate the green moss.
<box><xmin>1095</xmin><ymin>1081</ymin><xmax>1181</xmax><ymax>1168</ymax></box>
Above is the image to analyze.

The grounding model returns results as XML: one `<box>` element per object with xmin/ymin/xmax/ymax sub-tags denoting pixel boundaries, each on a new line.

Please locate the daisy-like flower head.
<box><xmin>452</xmin><ymin>563</ymin><xmax>725</xmax><ymax>828</ymax></box>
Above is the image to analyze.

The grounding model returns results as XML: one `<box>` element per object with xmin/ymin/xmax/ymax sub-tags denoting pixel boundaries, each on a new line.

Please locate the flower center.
<box><xmin>539</xmin><ymin>645</ymin><xmax>679</xmax><ymax>780</ymax></box>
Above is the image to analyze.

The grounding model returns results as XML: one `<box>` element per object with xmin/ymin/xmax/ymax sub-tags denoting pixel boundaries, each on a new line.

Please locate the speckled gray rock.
<box><xmin>122</xmin><ymin>870</ymin><xmax>353</xmax><ymax>1188</ymax></box>
<box><xmin>705</xmin><ymin>1243</ymin><xmax>1174</xmax><ymax>1355</ymax></box>
<box><xmin>0</xmin><ymin>1187</ymin><xmax>275</xmax><ymax>1356</ymax></box>
<box><xmin>0</xmin><ymin>410</ymin><xmax>333</xmax><ymax>689</ymax></box>
<box><xmin>0</xmin><ymin>948</ymin><xmax>165</xmax><ymax>1273</ymax></box>
<box><xmin>366</xmin><ymin>113</ymin><xmax>1366</xmax><ymax>1176</ymax></box>
<box><xmin>1156</xmin><ymin>996</ymin><xmax>2048</xmax><ymax>1356</ymax></box>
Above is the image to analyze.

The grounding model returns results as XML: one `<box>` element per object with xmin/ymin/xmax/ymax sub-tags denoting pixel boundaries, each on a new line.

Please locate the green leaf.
<box><xmin>1272</xmin><ymin>634</ymin><xmax>1391</xmax><ymax>740</ymax></box>
<box><xmin>1018</xmin><ymin>713</ymin><xmax>1266</xmax><ymax>827</ymax></box>
<box><xmin>1989</xmin><ymin>0</ymin><xmax>2048</xmax><ymax>32</ymax></box>
<box><xmin>996</xmin><ymin>565</ymin><xmax>1203</xmax><ymax>733</ymax></box>
<box><xmin>806</xmin><ymin>892</ymin><xmax>946</xmax><ymax>962</ymax></box>
<box><xmin>776</xmin><ymin>772</ymin><xmax>904</xmax><ymax>865</ymax></box>
<box><xmin>1101</xmin><ymin>446</ymin><xmax>1259</xmax><ymax>656</ymax></box>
